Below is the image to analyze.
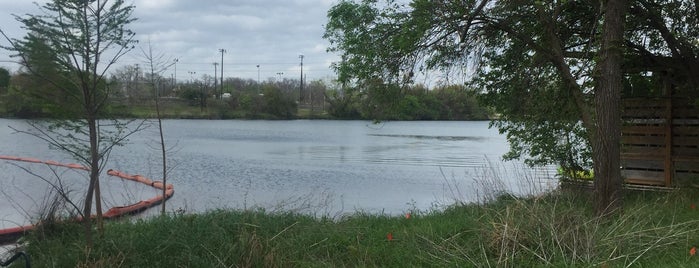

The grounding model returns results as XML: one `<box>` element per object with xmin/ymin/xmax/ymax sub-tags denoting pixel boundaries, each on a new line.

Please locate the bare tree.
<box><xmin>139</xmin><ymin>41</ymin><xmax>175</xmax><ymax>215</ymax></box>
<box><xmin>111</xmin><ymin>65</ymin><xmax>145</xmax><ymax>103</ymax></box>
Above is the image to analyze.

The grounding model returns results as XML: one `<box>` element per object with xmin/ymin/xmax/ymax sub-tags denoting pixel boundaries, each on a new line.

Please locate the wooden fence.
<box><xmin>621</xmin><ymin>96</ymin><xmax>699</xmax><ymax>186</ymax></box>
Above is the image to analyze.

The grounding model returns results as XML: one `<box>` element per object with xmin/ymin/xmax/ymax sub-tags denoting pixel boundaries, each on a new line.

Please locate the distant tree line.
<box><xmin>327</xmin><ymin>79</ymin><xmax>489</xmax><ymax>120</ymax></box>
<box><xmin>0</xmin><ymin>64</ymin><xmax>489</xmax><ymax>120</ymax></box>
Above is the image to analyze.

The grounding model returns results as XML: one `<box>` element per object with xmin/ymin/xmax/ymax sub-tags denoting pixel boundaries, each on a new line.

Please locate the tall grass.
<box><xmin>425</xmin><ymin>190</ymin><xmax>699</xmax><ymax>267</ymax></box>
<box><xmin>11</xmin><ymin>168</ymin><xmax>699</xmax><ymax>267</ymax></box>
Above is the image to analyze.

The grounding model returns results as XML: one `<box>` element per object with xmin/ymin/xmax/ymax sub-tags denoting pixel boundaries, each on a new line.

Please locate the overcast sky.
<box><xmin>0</xmin><ymin>0</ymin><xmax>340</xmax><ymax>82</ymax></box>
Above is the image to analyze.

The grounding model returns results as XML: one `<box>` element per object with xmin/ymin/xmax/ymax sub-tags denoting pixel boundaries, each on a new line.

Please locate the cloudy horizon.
<box><xmin>0</xmin><ymin>0</ymin><xmax>341</xmax><ymax>83</ymax></box>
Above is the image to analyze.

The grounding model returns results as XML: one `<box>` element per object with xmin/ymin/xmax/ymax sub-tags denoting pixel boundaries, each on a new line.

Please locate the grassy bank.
<box><xmin>8</xmin><ymin>188</ymin><xmax>699</xmax><ymax>267</ymax></box>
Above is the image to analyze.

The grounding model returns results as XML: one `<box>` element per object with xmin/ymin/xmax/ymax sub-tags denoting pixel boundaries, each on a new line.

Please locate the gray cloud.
<box><xmin>0</xmin><ymin>0</ymin><xmax>340</xmax><ymax>82</ymax></box>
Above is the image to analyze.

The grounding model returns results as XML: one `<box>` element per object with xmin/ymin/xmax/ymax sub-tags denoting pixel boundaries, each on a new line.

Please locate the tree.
<box><xmin>594</xmin><ymin>0</ymin><xmax>627</xmax><ymax>214</ymax></box>
<box><xmin>0</xmin><ymin>67</ymin><xmax>9</xmax><ymax>93</ymax></box>
<box><xmin>324</xmin><ymin>0</ymin><xmax>697</xmax><ymax>215</ymax></box>
<box><xmin>139</xmin><ymin>41</ymin><xmax>175</xmax><ymax>215</ymax></box>
<box><xmin>262</xmin><ymin>84</ymin><xmax>297</xmax><ymax>119</ymax></box>
<box><xmin>3</xmin><ymin>35</ymin><xmax>81</xmax><ymax>118</ymax></box>
<box><xmin>110</xmin><ymin>64</ymin><xmax>146</xmax><ymax>102</ymax></box>
<box><xmin>1</xmin><ymin>0</ymin><xmax>139</xmax><ymax>245</ymax></box>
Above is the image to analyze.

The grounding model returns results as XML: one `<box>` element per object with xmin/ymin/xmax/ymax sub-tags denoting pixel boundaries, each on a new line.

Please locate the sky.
<box><xmin>0</xmin><ymin>0</ymin><xmax>341</xmax><ymax>82</ymax></box>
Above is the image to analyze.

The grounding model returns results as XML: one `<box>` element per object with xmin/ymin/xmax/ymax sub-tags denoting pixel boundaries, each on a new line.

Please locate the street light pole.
<box><xmin>213</xmin><ymin>62</ymin><xmax>219</xmax><ymax>99</ymax></box>
<box><xmin>256</xmin><ymin>64</ymin><xmax>260</xmax><ymax>94</ymax></box>
<box><xmin>219</xmin><ymin>48</ymin><xmax>226</xmax><ymax>99</ymax></box>
<box><xmin>173</xmin><ymin>58</ymin><xmax>178</xmax><ymax>92</ymax></box>
<box><xmin>299</xmin><ymin>54</ymin><xmax>304</xmax><ymax>103</ymax></box>
<box><xmin>276</xmin><ymin>72</ymin><xmax>284</xmax><ymax>81</ymax></box>
<box><xmin>188</xmin><ymin>71</ymin><xmax>196</xmax><ymax>80</ymax></box>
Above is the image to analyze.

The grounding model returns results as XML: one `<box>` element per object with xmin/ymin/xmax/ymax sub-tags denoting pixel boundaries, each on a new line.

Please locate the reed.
<box><xmin>13</xmin><ymin>175</ymin><xmax>699</xmax><ymax>267</ymax></box>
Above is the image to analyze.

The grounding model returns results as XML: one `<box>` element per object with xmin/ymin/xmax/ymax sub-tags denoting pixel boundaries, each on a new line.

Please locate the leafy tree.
<box><xmin>325</xmin><ymin>0</ymin><xmax>697</xmax><ymax>214</ymax></box>
<box><xmin>178</xmin><ymin>84</ymin><xmax>204</xmax><ymax>106</ymax></box>
<box><xmin>0</xmin><ymin>67</ymin><xmax>9</xmax><ymax>93</ymax></box>
<box><xmin>1</xmin><ymin>0</ymin><xmax>139</xmax><ymax>244</ymax></box>
<box><xmin>3</xmin><ymin>35</ymin><xmax>81</xmax><ymax>118</ymax></box>
<box><xmin>326</xmin><ymin>89</ymin><xmax>361</xmax><ymax>119</ymax></box>
<box><xmin>262</xmin><ymin>84</ymin><xmax>297</xmax><ymax>119</ymax></box>
<box><xmin>432</xmin><ymin>85</ymin><xmax>488</xmax><ymax>120</ymax></box>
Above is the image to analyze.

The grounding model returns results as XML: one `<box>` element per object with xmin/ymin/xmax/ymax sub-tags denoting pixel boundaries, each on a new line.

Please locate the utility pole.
<box><xmin>219</xmin><ymin>48</ymin><xmax>226</xmax><ymax>99</ymax></box>
<box><xmin>213</xmin><ymin>62</ymin><xmax>219</xmax><ymax>99</ymax></box>
<box><xmin>134</xmin><ymin>64</ymin><xmax>140</xmax><ymax>98</ymax></box>
<box><xmin>299</xmin><ymin>54</ymin><xmax>304</xmax><ymax>103</ymax></box>
<box><xmin>256</xmin><ymin>64</ymin><xmax>261</xmax><ymax>94</ymax></box>
<box><xmin>172</xmin><ymin>58</ymin><xmax>180</xmax><ymax>92</ymax></box>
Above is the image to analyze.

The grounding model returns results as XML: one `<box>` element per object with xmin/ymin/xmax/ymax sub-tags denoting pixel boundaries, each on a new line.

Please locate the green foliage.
<box><xmin>433</xmin><ymin>85</ymin><xmax>490</xmax><ymax>120</ymax></box>
<box><xmin>325</xmin><ymin>90</ymin><xmax>361</xmax><ymax>119</ymax></box>
<box><xmin>2</xmin><ymin>0</ymin><xmax>138</xmax><ymax>120</ymax></box>
<box><xmin>20</xmin><ymin>189</ymin><xmax>699</xmax><ymax>267</ymax></box>
<box><xmin>557</xmin><ymin>166</ymin><xmax>594</xmax><ymax>181</ymax></box>
<box><xmin>2</xmin><ymin>35</ymin><xmax>84</xmax><ymax>118</ymax></box>
<box><xmin>0</xmin><ymin>67</ymin><xmax>9</xmax><ymax>92</ymax></box>
<box><xmin>262</xmin><ymin>85</ymin><xmax>297</xmax><ymax>119</ymax></box>
<box><xmin>1</xmin><ymin>0</ymin><xmax>140</xmax><ymax>246</ymax></box>
<box><xmin>325</xmin><ymin>81</ymin><xmax>489</xmax><ymax>120</ymax></box>
<box><xmin>178</xmin><ymin>87</ymin><xmax>205</xmax><ymax>106</ymax></box>
<box><xmin>4</xmin><ymin>85</ymin><xmax>45</xmax><ymax>117</ymax></box>
<box><xmin>324</xmin><ymin>0</ymin><xmax>699</xmax><ymax>171</ymax></box>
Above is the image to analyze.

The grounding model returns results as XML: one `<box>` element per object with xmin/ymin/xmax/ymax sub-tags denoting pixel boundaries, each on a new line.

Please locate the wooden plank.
<box><xmin>623</xmin><ymin>98</ymin><xmax>667</xmax><ymax>108</ymax></box>
<box><xmin>673</xmin><ymin>155</ymin><xmax>699</xmax><ymax>162</ymax></box>
<box><xmin>621</xmin><ymin>135</ymin><xmax>666</xmax><ymax>145</ymax></box>
<box><xmin>671</xmin><ymin>97</ymin><xmax>698</xmax><ymax>106</ymax></box>
<box><xmin>673</xmin><ymin>136</ymin><xmax>699</xmax><ymax>146</ymax></box>
<box><xmin>622</xmin><ymin>146</ymin><xmax>665</xmax><ymax>155</ymax></box>
<box><xmin>622</xmin><ymin>152</ymin><xmax>665</xmax><ymax>160</ymax></box>
<box><xmin>622</xmin><ymin>108</ymin><xmax>666</xmax><ymax>118</ymax></box>
<box><xmin>623</xmin><ymin>125</ymin><xmax>665</xmax><ymax>135</ymax></box>
<box><xmin>674</xmin><ymin>161</ymin><xmax>699</xmax><ymax>172</ymax></box>
<box><xmin>622</xmin><ymin>169</ymin><xmax>664</xmax><ymax>180</ymax></box>
<box><xmin>673</xmin><ymin>119</ymin><xmax>699</xmax><ymax>125</ymax></box>
<box><xmin>673</xmin><ymin>147</ymin><xmax>699</xmax><ymax>157</ymax></box>
<box><xmin>673</xmin><ymin>126</ymin><xmax>699</xmax><ymax>135</ymax></box>
<box><xmin>674</xmin><ymin>172</ymin><xmax>699</xmax><ymax>181</ymax></box>
<box><xmin>625</xmin><ymin>179</ymin><xmax>666</xmax><ymax>186</ymax></box>
<box><xmin>624</xmin><ymin>118</ymin><xmax>666</xmax><ymax>125</ymax></box>
<box><xmin>673</xmin><ymin>108</ymin><xmax>699</xmax><ymax>118</ymax></box>
<box><xmin>622</xmin><ymin>159</ymin><xmax>665</xmax><ymax>170</ymax></box>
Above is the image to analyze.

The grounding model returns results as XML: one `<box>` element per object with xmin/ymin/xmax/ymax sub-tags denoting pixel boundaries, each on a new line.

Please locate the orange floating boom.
<box><xmin>0</xmin><ymin>156</ymin><xmax>174</xmax><ymax>245</ymax></box>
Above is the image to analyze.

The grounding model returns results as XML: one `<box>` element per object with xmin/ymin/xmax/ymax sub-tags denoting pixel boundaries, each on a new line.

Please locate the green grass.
<box><xmin>10</xmin><ymin>188</ymin><xmax>699</xmax><ymax>267</ymax></box>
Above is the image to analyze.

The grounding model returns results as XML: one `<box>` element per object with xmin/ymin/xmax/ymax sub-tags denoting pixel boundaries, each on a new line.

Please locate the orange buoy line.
<box><xmin>0</xmin><ymin>155</ymin><xmax>174</xmax><ymax>244</ymax></box>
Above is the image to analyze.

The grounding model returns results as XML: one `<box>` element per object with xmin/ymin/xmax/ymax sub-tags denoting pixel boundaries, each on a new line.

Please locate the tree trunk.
<box><xmin>82</xmin><ymin>115</ymin><xmax>100</xmax><ymax>246</ymax></box>
<box><xmin>593</xmin><ymin>0</ymin><xmax>627</xmax><ymax>216</ymax></box>
<box><xmin>95</xmin><ymin>172</ymin><xmax>104</xmax><ymax>234</ymax></box>
<box><xmin>156</xmin><ymin>90</ymin><xmax>168</xmax><ymax>215</ymax></box>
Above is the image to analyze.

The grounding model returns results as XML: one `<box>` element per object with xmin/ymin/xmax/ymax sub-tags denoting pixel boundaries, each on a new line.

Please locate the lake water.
<box><xmin>0</xmin><ymin>119</ymin><xmax>556</xmax><ymax>228</ymax></box>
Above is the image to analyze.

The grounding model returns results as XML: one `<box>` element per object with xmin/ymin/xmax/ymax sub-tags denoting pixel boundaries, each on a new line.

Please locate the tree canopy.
<box><xmin>0</xmin><ymin>67</ymin><xmax>9</xmax><ymax>90</ymax></box>
<box><xmin>326</xmin><ymin>0</ymin><xmax>697</xmax><ymax>166</ymax></box>
<box><xmin>325</xmin><ymin>0</ymin><xmax>699</xmax><ymax>214</ymax></box>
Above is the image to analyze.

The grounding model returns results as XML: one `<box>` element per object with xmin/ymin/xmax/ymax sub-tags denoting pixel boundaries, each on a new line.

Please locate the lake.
<box><xmin>0</xmin><ymin>119</ymin><xmax>556</xmax><ymax>228</ymax></box>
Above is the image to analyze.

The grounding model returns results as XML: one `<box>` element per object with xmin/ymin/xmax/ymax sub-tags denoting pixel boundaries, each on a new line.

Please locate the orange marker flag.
<box><xmin>387</xmin><ymin>232</ymin><xmax>394</xmax><ymax>241</ymax></box>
